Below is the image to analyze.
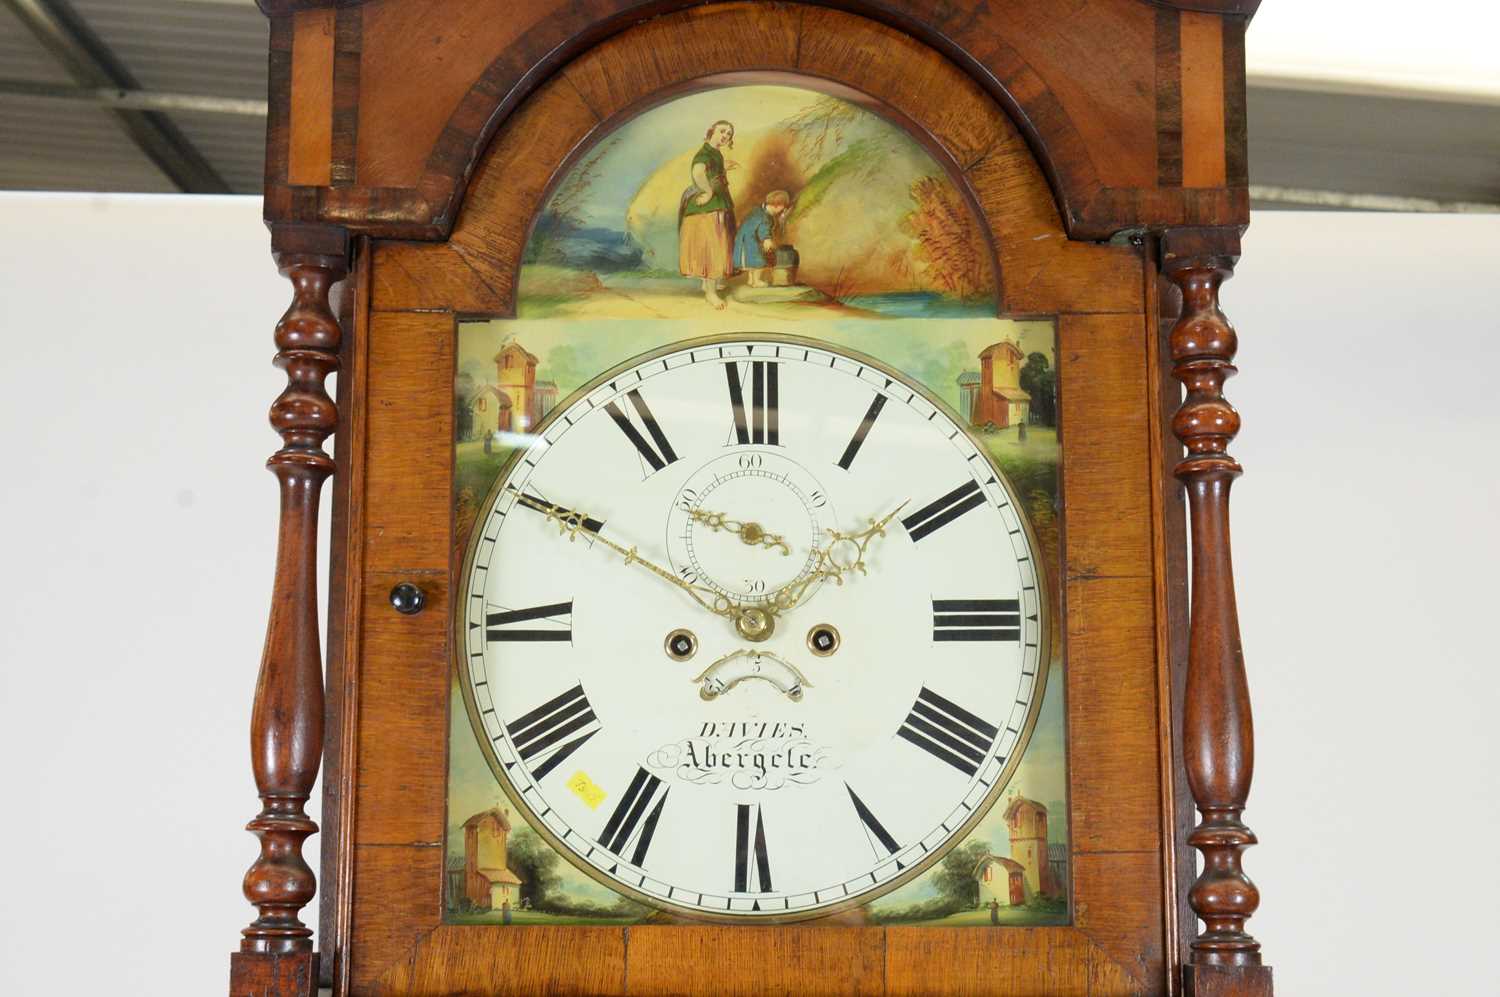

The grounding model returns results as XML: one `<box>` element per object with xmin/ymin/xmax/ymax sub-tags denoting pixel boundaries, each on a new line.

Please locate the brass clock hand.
<box><xmin>515</xmin><ymin>492</ymin><xmax>774</xmax><ymax>639</ymax></box>
<box><xmin>688</xmin><ymin>507</ymin><xmax>791</xmax><ymax>556</ymax></box>
<box><xmin>769</xmin><ymin>501</ymin><xmax>909</xmax><ymax>615</ymax></box>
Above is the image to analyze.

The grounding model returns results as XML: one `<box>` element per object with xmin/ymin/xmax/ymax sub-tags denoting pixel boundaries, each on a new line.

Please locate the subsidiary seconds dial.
<box><xmin>458</xmin><ymin>335</ymin><xmax>1049</xmax><ymax>922</ymax></box>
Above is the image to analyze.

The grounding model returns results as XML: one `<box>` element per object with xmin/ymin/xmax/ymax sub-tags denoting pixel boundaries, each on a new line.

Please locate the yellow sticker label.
<box><xmin>566</xmin><ymin>770</ymin><xmax>607</xmax><ymax>810</ymax></box>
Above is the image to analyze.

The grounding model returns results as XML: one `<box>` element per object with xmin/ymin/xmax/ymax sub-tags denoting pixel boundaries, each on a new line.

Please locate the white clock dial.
<box><xmin>458</xmin><ymin>336</ymin><xmax>1049</xmax><ymax>921</ymax></box>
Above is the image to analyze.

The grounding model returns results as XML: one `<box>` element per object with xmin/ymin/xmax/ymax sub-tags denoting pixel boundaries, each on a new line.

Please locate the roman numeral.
<box><xmin>846</xmin><ymin>784</ymin><xmax>900</xmax><ymax>858</ymax></box>
<box><xmin>514</xmin><ymin>490</ymin><xmax>604</xmax><ymax>534</ymax></box>
<box><xmin>485</xmin><ymin>601</ymin><xmax>572</xmax><ymax>642</ymax></box>
<box><xmin>604</xmin><ymin>389</ymin><xmax>679</xmax><ymax>473</ymax></box>
<box><xmin>932</xmin><ymin>598</ymin><xmax>1020</xmax><ymax>641</ymax></box>
<box><xmin>598</xmin><ymin>766</ymin><xmax>669</xmax><ymax>867</ymax></box>
<box><xmin>897</xmin><ymin>687</ymin><xmax>999</xmax><ymax>777</ymax></box>
<box><xmin>725</xmin><ymin>360</ymin><xmax>779</xmax><ymax>445</ymax></box>
<box><xmin>836</xmin><ymin>393</ymin><xmax>886</xmax><ymax>469</ymax></box>
<box><xmin>901</xmin><ymin>479</ymin><xmax>986</xmax><ymax>542</ymax></box>
<box><xmin>734</xmin><ymin>803</ymin><xmax>773</xmax><ymax>892</ymax></box>
<box><xmin>505</xmin><ymin>683</ymin><xmax>601</xmax><ymax>780</ymax></box>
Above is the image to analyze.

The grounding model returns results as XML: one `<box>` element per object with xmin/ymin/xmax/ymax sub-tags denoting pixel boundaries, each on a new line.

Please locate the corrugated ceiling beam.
<box><xmin>0</xmin><ymin>78</ymin><xmax>268</xmax><ymax>116</ymax></box>
<box><xmin>1249</xmin><ymin>185</ymin><xmax>1500</xmax><ymax>214</ymax></box>
<box><xmin>2</xmin><ymin>0</ymin><xmax>231</xmax><ymax>193</ymax></box>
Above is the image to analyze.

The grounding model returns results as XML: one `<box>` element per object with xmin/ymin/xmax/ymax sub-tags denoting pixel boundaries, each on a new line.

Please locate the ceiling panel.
<box><xmin>68</xmin><ymin>0</ymin><xmax>268</xmax><ymax>100</ymax></box>
<box><xmin>0</xmin><ymin>1</ymin><xmax>1493</xmax><ymax>211</ymax></box>
<box><xmin>1249</xmin><ymin>86</ymin><xmax>1500</xmax><ymax>210</ymax></box>
<box><xmin>0</xmin><ymin>95</ymin><xmax>178</xmax><ymax>193</ymax></box>
<box><xmin>0</xmin><ymin>2</ymin><xmax>73</xmax><ymax>82</ymax></box>
<box><xmin>171</xmin><ymin>108</ymin><xmax>267</xmax><ymax>193</ymax></box>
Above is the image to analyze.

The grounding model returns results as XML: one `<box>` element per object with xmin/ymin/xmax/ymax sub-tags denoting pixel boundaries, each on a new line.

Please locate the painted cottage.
<box><xmin>959</xmin><ymin>340</ymin><xmax>1031</xmax><ymax>430</ymax></box>
<box><xmin>470</xmin><ymin>339</ymin><xmax>558</xmax><ymax>437</ymax></box>
<box><xmin>461</xmin><ymin>805</ymin><xmax>524</xmax><ymax>910</ymax></box>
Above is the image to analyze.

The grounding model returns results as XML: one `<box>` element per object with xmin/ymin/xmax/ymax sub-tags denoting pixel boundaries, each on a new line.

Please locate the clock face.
<box><xmin>457</xmin><ymin>335</ymin><xmax>1048</xmax><ymax>921</ymax></box>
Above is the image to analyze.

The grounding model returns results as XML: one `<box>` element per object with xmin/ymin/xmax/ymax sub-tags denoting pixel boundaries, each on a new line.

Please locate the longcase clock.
<box><xmin>232</xmin><ymin>2</ymin><xmax>1272</xmax><ymax>995</ymax></box>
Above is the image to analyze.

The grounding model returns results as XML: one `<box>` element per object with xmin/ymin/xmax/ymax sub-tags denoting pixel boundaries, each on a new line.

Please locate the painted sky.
<box><xmin>564</xmin><ymin>86</ymin><xmax>854</xmax><ymax>231</ymax></box>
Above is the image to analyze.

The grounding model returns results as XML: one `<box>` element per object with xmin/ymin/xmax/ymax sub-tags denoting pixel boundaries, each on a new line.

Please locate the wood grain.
<box><xmin>884</xmin><ymin>927</ymin><xmax>1143</xmax><ymax>996</ymax></box>
<box><xmin>1057</xmin><ymin>314</ymin><xmax>1154</xmax><ymax>579</ymax></box>
<box><xmin>627</xmin><ymin>926</ymin><xmax>885</xmax><ymax>996</ymax></box>
<box><xmin>321</xmin><ymin>237</ymin><xmax>371</xmax><ymax>994</ymax></box>
<box><xmin>229</xmin><ymin>950</ymin><xmax>318</xmax><ymax>997</ymax></box>
<box><xmin>1154</xmin><ymin>6</ymin><xmax>1183</xmax><ymax>187</ymax></box>
<box><xmin>1146</xmin><ymin>248</ymin><xmax>1191</xmax><ymax>984</ymax></box>
<box><xmin>376</xmin><ymin>925</ymin><xmax>627</xmax><ymax>996</ymax></box>
<box><xmin>1184</xmin><ymin>963</ymin><xmax>1274</xmax><ymax>996</ymax></box>
<box><xmin>1178</xmin><ymin>12</ymin><xmax>1226</xmax><ymax>189</ymax></box>
<box><xmin>373</xmin><ymin>7</ymin><xmax>1146</xmax><ymax>319</ymax></box>
<box><xmin>258</xmin><ymin>0</ymin><xmax>1252</xmax><ymax>240</ymax></box>
<box><xmin>352</xmin><ymin>572</ymin><xmax>450</xmax><ymax>846</ymax></box>
<box><xmin>288</xmin><ymin>8</ymin><xmax>333</xmax><ymax>187</ymax></box>
<box><xmin>1072</xmin><ymin>850</ymin><xmax>1163</xmax><ymax>987</ymax></box>
<box><xmin>348</xmin><ymin>843</ymin><xmax>447</xmax><ymax>990</ymax></box>
<box><xmin>363</xmin><ymin>312</ymin><xmax>454</xmax><ymax>566</ymax></box>
<box><xmin>331</xmin><ymin>6</ymin><xmax>362</xmax><ymax>185</ymax></box>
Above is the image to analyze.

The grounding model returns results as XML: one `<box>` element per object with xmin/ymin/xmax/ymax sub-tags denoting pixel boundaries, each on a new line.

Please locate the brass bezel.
<box><xmin>806</xmin><ymin>623</ymin><xmax>841</xmax><ymax>657</ymax></box>
<box><xmin>664</xmin><ymin>627</ymin><xmax>699</xmax><ymax>662</ymax></box>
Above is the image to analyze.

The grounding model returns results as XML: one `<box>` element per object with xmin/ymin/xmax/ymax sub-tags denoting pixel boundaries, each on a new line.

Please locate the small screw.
<box><xmin>807</xmin><ymin>624</ymin><xmax>841</xmax><ymax>657</ymax></box>
<box><xmin>665</xmin><ymin>628</ymin><xmax>698</xmax><ymax>661</ymax></box>
<box><xmin>389</xmin><ymin>582</ymin><xmax>426</xmax><ymax>615</ymax></box>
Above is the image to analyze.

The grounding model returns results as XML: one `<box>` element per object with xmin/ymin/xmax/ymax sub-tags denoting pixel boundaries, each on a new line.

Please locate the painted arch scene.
<box><xmin>446</xmin><ymin>80</ymin><xmax>1070</xmax><ymax>928</ymax></box>
<box><xmin>518</xmin><ymin>83</ymin><xmax>997</xmax><ymax>319</ymax></box>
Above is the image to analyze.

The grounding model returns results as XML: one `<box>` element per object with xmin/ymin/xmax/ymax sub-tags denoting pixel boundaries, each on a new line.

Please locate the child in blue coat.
<box><xmin>733</xmin><ymin>190</ymin><xmax>792</xmax><ymax>287</ymax></box>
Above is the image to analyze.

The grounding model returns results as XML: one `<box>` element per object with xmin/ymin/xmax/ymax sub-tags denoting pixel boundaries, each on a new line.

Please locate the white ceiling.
<box><xmin>1248</xmin><ymin>0</ymin><xmax>1500</xmax><ymax>100</ymax></box>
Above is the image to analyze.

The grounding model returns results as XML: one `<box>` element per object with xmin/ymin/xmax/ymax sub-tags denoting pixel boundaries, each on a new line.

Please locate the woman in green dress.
<box><xmin>678</xmin><ymin>119</ymin><xmax>736</xmax><ymax>309</ymax></box>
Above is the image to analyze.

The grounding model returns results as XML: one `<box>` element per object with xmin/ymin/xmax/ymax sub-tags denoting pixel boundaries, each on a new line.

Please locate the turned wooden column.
<box><xmin>231</xmin><ymin>224</ymin><xmax>348</xmax><ymax>997</ymax></box>
<box><xmin>1162</xmin><ymin>227</ymin><xmax>1272</xmax><ymax>997</ymax></box>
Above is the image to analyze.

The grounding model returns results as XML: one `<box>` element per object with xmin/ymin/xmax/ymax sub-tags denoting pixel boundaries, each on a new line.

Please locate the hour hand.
<box><xmin>513</xmin><ymin>491</ymin><xmax>746</xmax><ymax>624</ymax></box>
<box><xmin>513</xmin><ymin>491</ymin><xmax>604</xmax><ymax>539</ymax></box>
<box><xmin>770</xmin><ymin>501</ymin><xmax>908</xmax><ymax>613</ymax></box>
<box><xmin>821</xmin><ymin>501</ymin><xmax>909</xmax><ymax>575</ymax></box>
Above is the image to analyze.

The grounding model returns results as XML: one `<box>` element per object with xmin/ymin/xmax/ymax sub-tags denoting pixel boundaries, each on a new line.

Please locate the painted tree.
<box><xmin>1019</xmin><ymin>351</ymin><xmax>1056</xmax><ymax>426</ymax></box>
<box><xmin>904</xmin><ymin>175</ymin><xmax>991</xmax><ymax>300</ymax></box>
<box><xmin>932</xmin><ymin>839</ymin><xmax>995</xmax><ymax>912</ymax></box>
<box><xmin>782</xmin><ymin>94</ymin><xmax>862</xmax><ymax>163</ymax></box>
<box><xmin>525</xmin><ymin>136</ymin><xmax>619</xmax><ymax>264</ymax></box>
<box><xmin>506</xmin><ymin>826</ymin><xmax>562</xmax><ymax>909</ymax></box>
<box><xmin>454</xmin><ymin>370</ymin><xmax>477</xmax><ymax>441</ymax></box>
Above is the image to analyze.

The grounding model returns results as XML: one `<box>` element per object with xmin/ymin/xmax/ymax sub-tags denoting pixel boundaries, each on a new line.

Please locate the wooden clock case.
<box><xmin>232</xmin><ymin>2</ymin><xmax>1270</xmax><ymax>995</ymax></box>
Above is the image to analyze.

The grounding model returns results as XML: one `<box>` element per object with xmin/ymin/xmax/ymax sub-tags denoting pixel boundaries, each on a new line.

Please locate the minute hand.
<box><xmin>769</xmin><ymin>501</ymin><xmax>908</xmax><ymax>614</ymax></box>
<box><xmin>514</xmin><ymin>493</ymin><xmax>741</xmax><ymax>622</ymax></box>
